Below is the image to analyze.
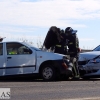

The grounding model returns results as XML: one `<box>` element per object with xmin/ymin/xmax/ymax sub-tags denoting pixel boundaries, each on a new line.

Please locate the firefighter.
<box><xmin>43</xmin><ymin>26</ymin><xmax>61</xmax><ymax>50</ymax></box>
<box><xmin>65</xmin><ymin>27</ymin><xmax>80</xmax><ymax>79</ymax></box>
<box><xmin>54</xmin><ymin>29</ymin><xmax>67</xmax><ymax>55</ymax></box>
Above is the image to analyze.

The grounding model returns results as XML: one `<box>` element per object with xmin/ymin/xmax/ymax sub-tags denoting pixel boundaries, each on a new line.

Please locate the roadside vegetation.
<box><xmin>17</xmin><ymin>38</ymin><xmax>92</xmax><ymax>53</ymax></box>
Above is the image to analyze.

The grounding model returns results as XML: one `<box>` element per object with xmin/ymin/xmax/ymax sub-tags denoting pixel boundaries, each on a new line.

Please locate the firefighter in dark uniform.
<box><xmin>54</xmin><ymin>29</ymin><xmax>67</xmax><ymax>55</ymax></box>
<box><xmin>65</xmin><ymin>27</ymin><xmax>80</xmax><ymax>78</ymax></box>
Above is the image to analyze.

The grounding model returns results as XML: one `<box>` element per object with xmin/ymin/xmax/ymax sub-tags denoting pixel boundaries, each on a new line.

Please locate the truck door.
<box><xmin>5</xmin><ymin>42</ymin><xmax>36</xmax><ymax>75</ymax></box>
<box><xmin>0</xmin><ymin>43</ymin><xmax>6</xmax><ymax>76</ymax></box>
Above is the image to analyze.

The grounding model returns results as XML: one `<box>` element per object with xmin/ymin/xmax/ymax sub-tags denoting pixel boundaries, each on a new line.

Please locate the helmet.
<box><xmin>65</xmin><ymin>27</ymin><xmax>77</xmax><ymax>34</ymax></box>
<box><xmin>65</xmin><ymin>27</ymin><xmax>73</xmax><ymax>33</ymax></box>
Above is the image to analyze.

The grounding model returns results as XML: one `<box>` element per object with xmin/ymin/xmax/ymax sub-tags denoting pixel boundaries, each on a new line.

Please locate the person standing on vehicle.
<box><xmin>65</xmin><ymin>27</ymin><xmax>81</xmax><ymax>79</ymax></box>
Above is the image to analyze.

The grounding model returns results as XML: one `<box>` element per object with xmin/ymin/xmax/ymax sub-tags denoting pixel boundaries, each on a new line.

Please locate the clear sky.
<box><xmin>0</xmin><ymin>0</ymin><xmax>100</xmax><ymax>49</ymax></box>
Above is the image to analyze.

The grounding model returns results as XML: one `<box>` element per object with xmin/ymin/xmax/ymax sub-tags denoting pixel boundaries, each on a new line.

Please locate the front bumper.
<box><xmin>54</xmin><ymin>59</ymin><xmax>73</xmax><ymax>76</ymax></box>
<box><xmin>78</xmin><ymin>60</ymin><xmax>99</xmax><ymax>76</ymax></box>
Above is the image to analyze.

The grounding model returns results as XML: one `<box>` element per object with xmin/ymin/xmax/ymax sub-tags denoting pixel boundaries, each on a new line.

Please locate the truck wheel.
<box><xmin>40</xmin><ymin>65</ymin><xmax>56</xmax><ymax>81</ymax></box>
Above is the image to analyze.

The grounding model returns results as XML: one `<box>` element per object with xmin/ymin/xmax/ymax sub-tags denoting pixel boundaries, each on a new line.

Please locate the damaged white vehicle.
<box><xmin>78</xmin><ymin>45</ymin><xmax>100</xmax><ymax>78</ymax></box>
<box><xmin>0</xmin><ymin>41</ymin><xmax>72</xmax><ymax>81</ymax></box>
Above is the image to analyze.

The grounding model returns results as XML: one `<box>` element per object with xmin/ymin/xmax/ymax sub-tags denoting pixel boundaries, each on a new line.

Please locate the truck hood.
<box><xmin>36</xmin><ymin>51</ymin><xmax>64</xmax><ymax>60</ymax></box>
<box><xmin>79</xmin><ymin>51</ymin><xmax>100</xmax><ymax>61</ymax></box>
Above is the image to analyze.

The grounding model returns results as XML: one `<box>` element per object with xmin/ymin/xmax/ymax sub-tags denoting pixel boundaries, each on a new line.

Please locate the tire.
<box><xmin>40</xmin><ymin>65</ymin><xmax>56</xmax><ymax>81</ymax></box>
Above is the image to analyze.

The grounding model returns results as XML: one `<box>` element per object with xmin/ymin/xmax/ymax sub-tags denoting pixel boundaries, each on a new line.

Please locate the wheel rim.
<box><xmin>42</xmin><ymin>67</ymin><xmax>53</xmax><ymax>79</ymax></box>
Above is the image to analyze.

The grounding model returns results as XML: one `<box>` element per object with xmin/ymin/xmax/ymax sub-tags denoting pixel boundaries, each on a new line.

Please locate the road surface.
<box><xmin>0</xmin><ymin>77</ymin><xmax>100</xmax><ymax>100</ymax></box>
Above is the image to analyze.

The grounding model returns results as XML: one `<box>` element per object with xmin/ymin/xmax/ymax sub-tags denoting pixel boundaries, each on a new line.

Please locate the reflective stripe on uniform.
<box><xmin>56</xmin><ymin>45</ymin><xmax>67</xmax><ymax>48</ymax></box>
<box><xmin>56</xmin><ymin>45</ymin><xmax>61</xmax><ymax>47</ymax></box>
<box><xmin>69</xmin><ymin>42</ymin><xmax>73</xmax><ymax>45</ymax></box>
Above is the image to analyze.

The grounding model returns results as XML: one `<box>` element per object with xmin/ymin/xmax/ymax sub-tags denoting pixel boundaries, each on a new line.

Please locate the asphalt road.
<box><xmin>0</xmin><ymin>77</ymin><xmax>100</xmax><ymax>100</ymax></box>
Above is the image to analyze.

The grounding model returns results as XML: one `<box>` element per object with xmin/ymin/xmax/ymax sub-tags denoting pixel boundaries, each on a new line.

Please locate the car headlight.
<box><xmin>89</xmin><ymin>59</ymin><xmax>100</xmax><ymax>63</ymax></box>
<box><xmin>63</xmin><ymin>56</ymin><xmax>69</xmax><ymax>61</ymax></box>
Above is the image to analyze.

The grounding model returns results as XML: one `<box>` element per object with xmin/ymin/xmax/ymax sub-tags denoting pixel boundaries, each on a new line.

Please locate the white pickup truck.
<box><xmin>0</xmin><ymin>41</ymin><xmax>72</xmax><ymax>81</ymax></box>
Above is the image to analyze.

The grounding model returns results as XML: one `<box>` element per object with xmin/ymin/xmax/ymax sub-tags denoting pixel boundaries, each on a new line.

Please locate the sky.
<box><xmin>0</xmin><ymin>0</ymin><xmax>100</xmax><ymax>49</ymax></box>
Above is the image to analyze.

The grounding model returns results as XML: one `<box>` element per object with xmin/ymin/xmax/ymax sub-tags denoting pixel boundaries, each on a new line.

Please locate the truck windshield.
<box><xmin>22</xmin><ymin>42</ymin><xmax>41</xmax><ymax>51</ymax></box>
